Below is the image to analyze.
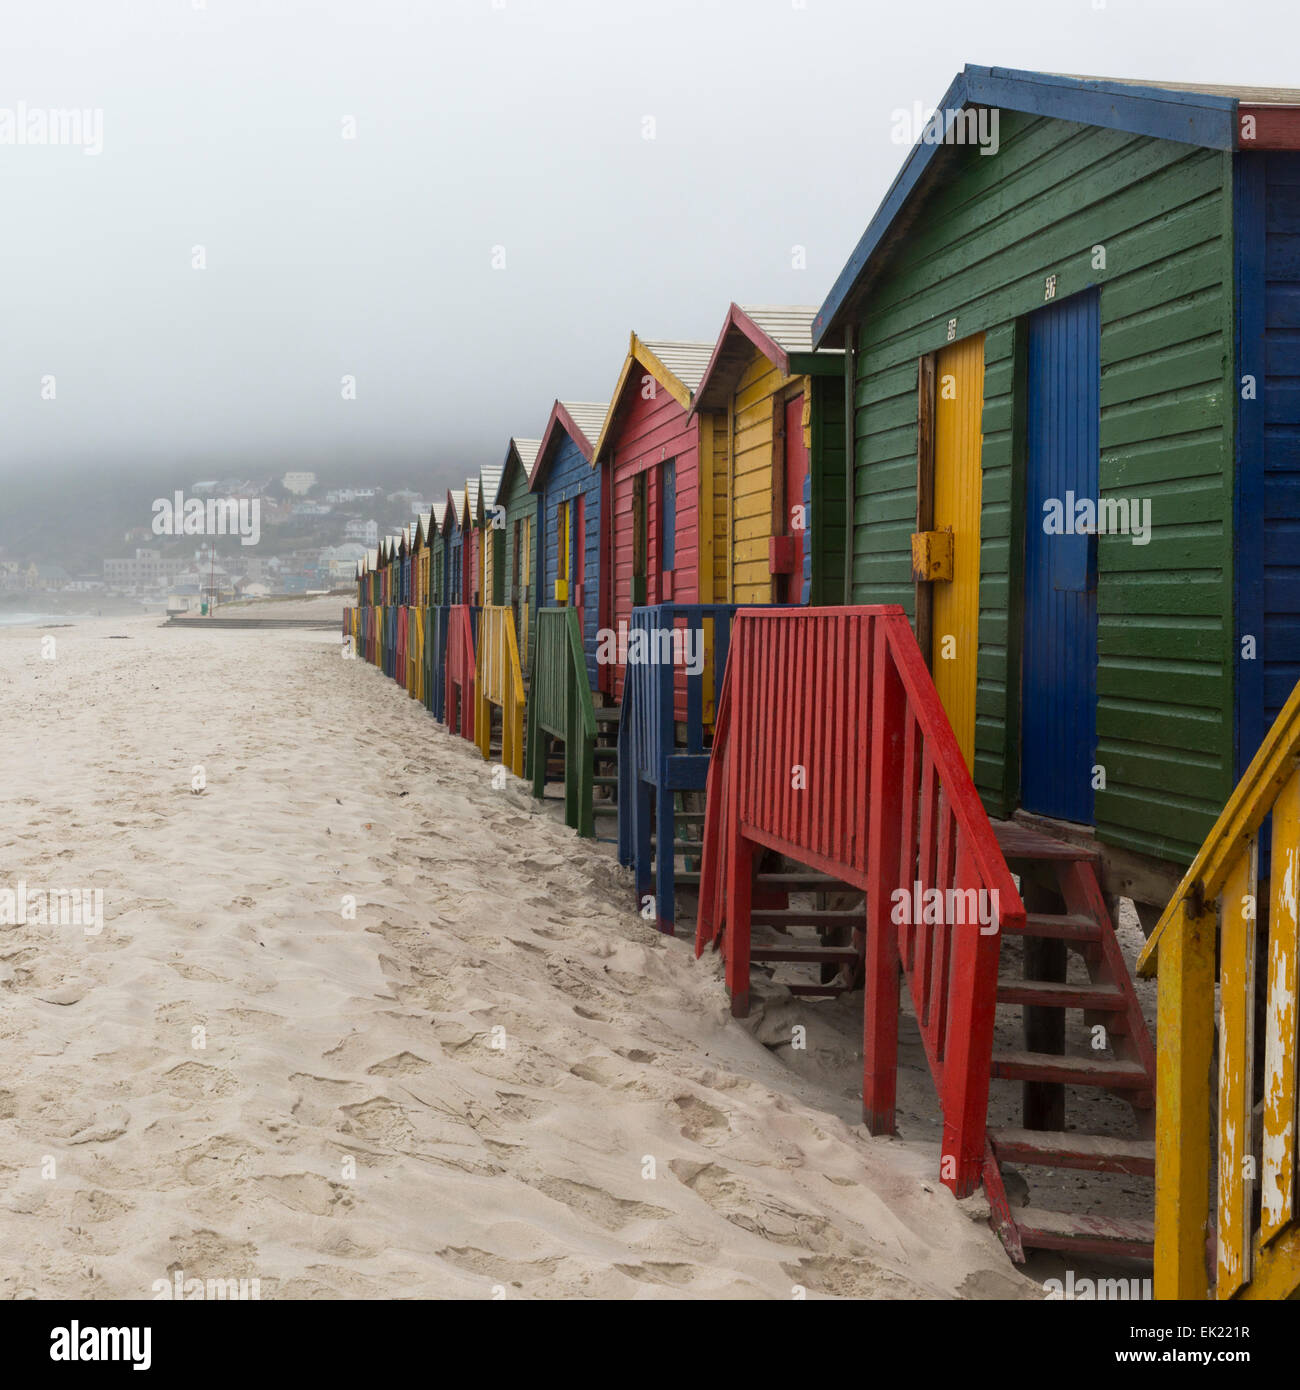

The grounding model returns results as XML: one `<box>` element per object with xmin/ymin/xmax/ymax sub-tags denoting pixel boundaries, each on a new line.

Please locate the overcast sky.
<box><xmin>0</xmin><ymin>0</ymin><xmax>1290</xmax><ymax>497</ymax></box>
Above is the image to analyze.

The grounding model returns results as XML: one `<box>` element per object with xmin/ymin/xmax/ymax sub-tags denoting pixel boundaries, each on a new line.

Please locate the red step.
<box><xmin>996</xmin><ymin>979</ymin><xmax>1125</xmax><ymax>1010</ymax></box>
<box><xmin>1014</xmin><ymin>1206</ymin><xmax>1154</xmax><ymax>1259</ymax></box>
<box><xmin>989</xmin><ymin>1126</ymin><xmax>1155</xmax><ymax>1176</ymax></box>
<box><xmin>1003</xmin><ymin>912</ymin><xmax>1101</xmax><ymax>942</ymax></box>
<box><xmin>749</xmin><ymin>946</ymin><xmax>859</xmax><ymax>965</ymax></box>
<box><xmin>990</xmin><ymin>1049</ymin><xmax>1148</xmax><ymax>1089</ymax></box>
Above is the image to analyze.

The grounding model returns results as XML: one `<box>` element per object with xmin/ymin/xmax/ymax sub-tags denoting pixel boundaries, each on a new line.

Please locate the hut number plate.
<box><xmin>1044</xmin><ymin>274</ymin><xmax>1057</xmax><ymax>301</ymax></box>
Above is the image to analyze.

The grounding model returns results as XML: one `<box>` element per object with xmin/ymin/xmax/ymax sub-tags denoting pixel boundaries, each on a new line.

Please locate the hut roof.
<box><xmin>531</xmin><ymin>400</ymin><xmax>609</xmax><ymax>489</ymax></box>
<box><xmin>432</xmin><ymin>500</ymin><xmax>446</xmax><ymax>530</ymax></box>
<box><xmin>447</xmin><ymin>489</ymin><xmax>466</xmax><ymax>532</ymax></box>
<box><xmin>692</xmin><ymin>304</ymin><xmax>843</xmax><ymax>412</ymax></box>
<box><xmin>592</xmin><ymin>332</ymin><xmax>713</xmax><ymax>462</ymax></box>
<box><xmin>815</xmin><ymin>64</ymin><xmax>1300</xmax><ymax>345</ymax></box>
<box><xmin>478</xmin><ymin>465</ymin><xmax>504</xmax><ymax>516</ymax></box>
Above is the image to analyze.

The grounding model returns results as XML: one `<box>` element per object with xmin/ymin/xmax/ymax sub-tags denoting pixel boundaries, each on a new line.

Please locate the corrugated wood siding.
<box><xmin>851</xmin><ymin>110</ymin><xmax>1235</xmax><ymax>864</ymax></box>
<box><xmin>609</xmin><ymin>378</ymin><xmax>700</xmax><ymax>704</ymax></box>
<box><xmin>541</xmin><ymin>435</ymin><xmax>603</xmax><ymax>688</ymax></box>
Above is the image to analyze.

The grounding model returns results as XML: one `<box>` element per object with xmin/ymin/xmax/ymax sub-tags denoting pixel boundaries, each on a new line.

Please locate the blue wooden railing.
<box><xmin>617</xmin><ymin>603</ymin><xmax>753</xmax><ymax>934</ymax></box>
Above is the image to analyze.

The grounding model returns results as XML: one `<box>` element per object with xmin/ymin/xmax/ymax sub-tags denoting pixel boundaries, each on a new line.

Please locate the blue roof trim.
<box><xmin>813</xmin><ymin>65</ymin><xmax>1239</xmax><ymax>346</ymax></box>
<box><xmin>967</xmin><ymin>67</ymin><xmax>1237</xmax><ymax>149</ymax></box>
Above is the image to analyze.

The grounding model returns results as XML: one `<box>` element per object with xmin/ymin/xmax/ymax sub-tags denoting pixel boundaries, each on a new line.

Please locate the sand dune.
<box><xmin>0</xmin><ymin>615</ymin><xmax>1035</xmax><ymax>1299</ymax></box>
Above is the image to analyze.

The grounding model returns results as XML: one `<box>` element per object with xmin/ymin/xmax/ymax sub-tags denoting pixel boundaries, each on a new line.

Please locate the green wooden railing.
<box><xmin>527</xmin><ymin>606</ymin><xmax>597</xmax><ymax>837</ymax></box>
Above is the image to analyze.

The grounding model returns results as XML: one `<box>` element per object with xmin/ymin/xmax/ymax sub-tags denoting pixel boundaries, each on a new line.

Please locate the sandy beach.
<box><xmin>0</xmin><ymin>607</ymin><xmax>1039</xmax><ymax>1300</ymax></box>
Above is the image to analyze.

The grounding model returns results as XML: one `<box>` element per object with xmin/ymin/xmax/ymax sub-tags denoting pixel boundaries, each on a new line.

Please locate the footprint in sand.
<box><xmin>526</xmin><ymin>1175</ymin><xmax>672</xmax><ymax>1233</ymax></box>
<box><xmin>671</xmin><ymin>1093</ymin><xmax>730</xmax><ymax>1143</ymax></box>
<box><xmin>669</xmin><ymin>1160</ymin><xmax>838</xmax><ymax>1251</ymax></box>
<box><xmin>257</xmin><ymin>1172</ymin><xmax>354</xmax><ymax>1216</ymax></box>
<box><xmin>160</xmin><ymin>1062</ymin><xmax>238</xmax><ymax>1101</ymax></box>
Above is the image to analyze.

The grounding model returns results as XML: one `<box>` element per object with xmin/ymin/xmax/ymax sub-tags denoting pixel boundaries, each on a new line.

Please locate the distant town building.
<box><xmin>103</xmin><ymin>549</ymin><xmax>185</xmax><ymax>592</ymax></box>
<box><xmin>345</xmin><ymin>518</ymin><xmax>379</xmax><ymax>545</ymax></box>
<box><xmin>282</xmin><ymin>471</ymin><xmax>317</xmax><ymax>496</ymax></box>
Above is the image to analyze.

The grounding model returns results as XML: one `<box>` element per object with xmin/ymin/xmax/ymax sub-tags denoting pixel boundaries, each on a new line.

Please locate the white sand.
<box><xmin>0</xmin><ymin>614</ymin><xmax>1038</xmax><ymax>1300</ymax></box>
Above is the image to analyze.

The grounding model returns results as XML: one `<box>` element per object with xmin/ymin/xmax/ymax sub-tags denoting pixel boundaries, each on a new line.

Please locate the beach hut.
<box><xmin>429</xmin><ymin>500</ymin><xmax>447</xmax><ymax>606</ymax></box>
<box><xmin>811</xmin><ymin>65</ymin><xmax>1300</xmax><ymax>918</ymax></box>
<box><xmin>495</xmin><ymin>438</ymin><xmax>541</xmax><ymax>674</ymax></box>
<box><xmin>466</xmin><ymin>475</ymin><xmax>483</xmax><ymax>606</ymax></box>
<box><xmin>689</xmin><ymin>305</ymin><xmax>845</xmax><ymax>605</ymax></box>
<box><xmin>591</xmin><ymin>333</ymin><xmax>716</xmax><ymax>702</ymax></box>
<box><xmin>478</xmin><ymin>463</ymin><xmax>505</xmax><ymax>607</ymax></box>
<box><xmin>447</xmin><ymin>489</ymin><xmax>466</xmax><ymax>604</ymax></box>
<box><xmin>531</xmin><ymin>401</ymin><xmax>608</xmax><ymax>690</ymax></box>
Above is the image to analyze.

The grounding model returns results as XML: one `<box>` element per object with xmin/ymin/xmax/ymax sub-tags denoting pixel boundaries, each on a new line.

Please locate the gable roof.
<box><xmin>692</xmin><ymin>304</ymin><xmax>843</xmax><ymax>412</ymax></box>
<box><xmin>432</xmin><ymin>500</ymin><xmax>447</xmax><ymax>532</ymax></box>
<box><xmin>592</xmin><ymin>332</ymin><xmax>713</xmax><ymax>462</ymax></box>
<box><xmin>495</xmin><ymin>438</ymin><xmax>542</xmax><ymax>504</ymax></box>
<box><xmin>446</xmin><ymin>489</ymin><xmax>465</xmax><ymax>533</ymax></box>
<box><xmin>466</xmin><ymin>475</ymin><xmax>481</xmax><ymax>524</ymax></box>
<box><xmin>477</xmin><ymin>464</ymin><xmax>504</xmax><ymax>517</ymax></box>
<box><xmin>814</xmin><ymin>65</ymin><xmax>1300</xmax><ymax>346</ymax></box>
<box><xmin>531</xmin><ymin>400</ymin><xmax>609</xmax><ymax>490</ymax></box>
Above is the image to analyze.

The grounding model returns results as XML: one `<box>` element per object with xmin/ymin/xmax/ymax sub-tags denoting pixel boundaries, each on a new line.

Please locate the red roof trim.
<box><xmin>689</xmin><ymin>303</ymin><xmax>791</xmax><ymax>417</ymax></box>
<box><xmin>1238</xmin><ymin>104</ymin><xmax>1300</xmax><ymax>149</ymax></box>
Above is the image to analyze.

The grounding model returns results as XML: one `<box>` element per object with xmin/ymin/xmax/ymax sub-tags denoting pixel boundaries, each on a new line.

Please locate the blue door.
<box><xmin>1022</xmin><ymin>288</ymin><xmax>1100</xmax><ymax>823</ymax></box>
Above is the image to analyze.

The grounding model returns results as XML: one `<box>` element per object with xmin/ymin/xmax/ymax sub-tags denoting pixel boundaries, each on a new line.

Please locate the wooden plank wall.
<box><xmin>851</xmin><ymin>110</ymin><xmax>1236</xmax><ymax>863</ymax></box>
<box><xmin>608</xmin><ymin>376</ymin><xmax>700</xmax><ymax>704</ymax></box>
<box><xmin>540</xmin><ymin>433</ymin><xmax>603</xmax><ymax>689</ymax></box>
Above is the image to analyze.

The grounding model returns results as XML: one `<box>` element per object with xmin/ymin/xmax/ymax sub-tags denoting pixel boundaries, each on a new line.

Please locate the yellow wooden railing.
<box><xmin>1138</xmin><ymin>682</ymin><xmax>1300</xmax><ymax>1301</ymax></box>
<box><xmin>475</xmin><ymin>604</ymin><xmax>526</xmax><ymax>779</ymax></box>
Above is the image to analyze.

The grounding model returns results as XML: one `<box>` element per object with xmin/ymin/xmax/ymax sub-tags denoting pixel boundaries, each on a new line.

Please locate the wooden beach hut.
<box><xmin>478</xmin><ymin>463</ymin><xmax>505</xmax><ymax>607</ymax></box>
<box><xmin>591</xmin><ymin>333</ymin><xmax>715</xmax><ymax>703</ymax></box>
<box><xmin>811</xmin><ymin>65</ymin><xmax>1300</xmax><ymax>917</ymax></box>
<box><xmin>531</xmin><ymin>401</ymin><xmax>608</xmax><ymax>690</ymax></box>
<box><xmin>447</xmin><ymin>489</ymin><xmax>467</xmax><ymax>604</ymax></box>
<box><xmin>495</xmin><ymin>438</ymin><xmax>541</xmax><ymax>675</ymax></box>
<box><xmin>466</xmin><ymin>475</ymin><xmax>483</xmax><ymax>606</ymax></box>
<box><xmin>429</xmin><ymin>500</ymin><xmax>447</xmax><ymax>606</ymax></box>
<box><xmin>689</xmin><ymin>305</ymin><xmax>846</xmax><ymax>606</ymax></box>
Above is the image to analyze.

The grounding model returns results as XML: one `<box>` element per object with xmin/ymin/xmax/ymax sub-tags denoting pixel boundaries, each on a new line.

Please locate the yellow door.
<box><xmin>556</xmin><ymin>502</ymin><xmax>570</xmax><ymax>603</ymax></box>
<box><xmin>931</xmin><ymin>333</ymin><xmax>985</xmax><ymax>772</ymax></box>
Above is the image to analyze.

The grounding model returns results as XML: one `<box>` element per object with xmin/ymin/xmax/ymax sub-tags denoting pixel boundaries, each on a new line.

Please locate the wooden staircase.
<box><xmin>982</xmin><ymin>820</ymin><xmax>1157</xmax><ymax>1263</ymax></box>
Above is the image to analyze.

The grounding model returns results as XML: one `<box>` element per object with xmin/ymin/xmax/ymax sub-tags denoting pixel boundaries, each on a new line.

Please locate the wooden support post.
<box><xmin>1153</xmin><ymin>900</ymin><xmax>1216</xmax><ymax>1301</ymax></box>
<box><xmin>863</xmin><ymin>624</ymin><xmax>904</xmax><ymax>1135</ymax></box>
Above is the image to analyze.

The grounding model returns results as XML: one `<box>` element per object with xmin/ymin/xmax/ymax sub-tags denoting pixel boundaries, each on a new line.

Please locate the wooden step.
<box><xmin>594</xmin><ymin>706</ymin><xmax>621</xmax><ymax>723</ymax></box>
<box><xmin>996</xmin><ymin>979</ymin><xmax>1125</xmax><ymax>1010</ymax></box>
<box><xmin>990</xmin><ymin>1050</ymin><xmax>1149</xmax><ymax>1089</ymax></box>
<box><xmin>1003</xmin><ymin>912</ymin><xmax>1101</xmax><ymax>943</ymax></box>
<box><xmin>989</xmin><ymin>1127</ymin><xmax>1155</xmax><ymax>1176</ymax></box>
<box><xmin>674</xmin><ymin>870</ymin><xmax>859</xmax><ymax>891</ymax></box>
<box><xmin>787</xmin><ymin>982</ymin><xmax>851</xmax><ymax>997</ymax></box>
<box><xmin>593</xmin><ymin>776</ymin><xmax>618</xmax><ymax>787</ymax></box>
<box><xmin>750</xmin><ymin>909</ymin><xmax>862</xmax><ymax>929</ymax></box>
<box><xmin>1013</xmin><ymin>1206</ymin><xmax>1154</xmax><ymax>1259</ymax></box>
<box><xmin>991</xmin><ymin>820</ymin><xmax>1100</xmax><ymax>864</ymax></box>
<box><xmin>750</xmin><ymin>946</ymin><xmax>859</xmax><ymax>965</ymax></box>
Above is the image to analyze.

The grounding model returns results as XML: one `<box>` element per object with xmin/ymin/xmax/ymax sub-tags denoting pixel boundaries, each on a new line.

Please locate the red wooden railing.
<box><xmin>445</xmin><ymin>604</ymin><xmax>478</xmax><ymax>741</ymax></box>
<box><xmin>696</xmin><ymin>606</ymin><xmax>1024</xmax><ymax>1197</ymax></box>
